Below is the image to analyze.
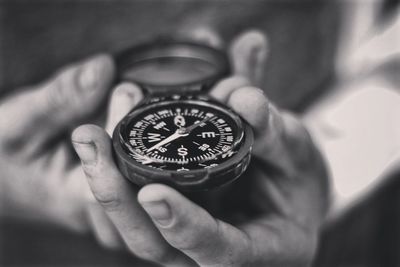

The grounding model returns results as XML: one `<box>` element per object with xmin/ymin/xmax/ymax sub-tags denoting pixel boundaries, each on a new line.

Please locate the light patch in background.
<box><xmin>304</xmin><ymin>0</ymin><xmax>400</xmax><ymax>217</ymax></box>
<box><xmin>304</xmin><ymin>76</ymin><xmax>400</xmax><ymax>215</ymax></box>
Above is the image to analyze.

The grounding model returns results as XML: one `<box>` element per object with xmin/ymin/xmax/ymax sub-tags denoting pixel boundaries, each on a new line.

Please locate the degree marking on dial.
<box><xmin>220</xmin><ymin>141</ymin><xmax>233</xmax><ymax>145</ymax></box>
<box><xmin>196</xmin><ymin>133</ymin><xmax>220</xmax><ymax>137</ymax></box>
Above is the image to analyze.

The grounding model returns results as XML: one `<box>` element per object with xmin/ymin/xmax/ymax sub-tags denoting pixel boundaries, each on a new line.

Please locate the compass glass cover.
<box><xmin>122</xmin><ymin>57</ymin><xmax>218</xmax><ymax>86</ymax></box>
<box><xmin>120</xmin><ymin>99</ymin><xmax>243</xmax><ymax>171</ymax></box>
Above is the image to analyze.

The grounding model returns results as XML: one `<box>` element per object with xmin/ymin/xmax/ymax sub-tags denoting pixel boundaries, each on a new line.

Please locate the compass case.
<box><xmin>113</xmin><ymin>121</ymin><xmax>253</xmax><ymax>191</ymax></box>
<box><xmin>112</xmin><ymin>40</ymin><xmax>254</xmax><ymax>191</ymax></box>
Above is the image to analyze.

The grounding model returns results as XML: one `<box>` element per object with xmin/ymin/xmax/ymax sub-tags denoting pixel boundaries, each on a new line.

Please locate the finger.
<box><xmin>86</xmin><ymin>200</ymin><xmax>124</xmax><ymax>250</ymax></box>
<box><xmin>229</xmin><ymin>87</ymin><xmax>329</xmax><ymax>230</ymax></box>
<box><xmin>138</xmin><ymin>184</ymin><xmax>252</xmax><ymax>266</ymax></box>
<box><xmin>241</xmin><ymin>216</ymin><xmax>318</xmax><ymax>266</ymax></box>
<box><xmin>228</xmin><ymin>86</ymin><xmax>271</xmax><ymax>135</ymax></box>
<box><xmin>209</xmin><ymin>75</ymin><xmax>250</xmax><ymax>104</ymax></box>
<box><xmin>1</xmin><ymin>54</ymin><xmax>114</xmax><ymax>145</ymax></box>
<box><xmin>178</xmin><ymin>26</ymin><xmax>223</xmax><ymax>48</ymax></box>
<box><xmin>71</xmin><ymin>125</ymin><xmax>191</xmax><ymax>265</ymax></box>
<box><xmin>227</xmin><ymin>86</ymin><xmax>312</xmax><ymax>172</ymax></box>
<box><xmin>105</xmin><ymin>83</ymin><xmax>144</xmax><ymax>135</ymax></box>
<box><xmin>230</xmin><ymin>30</ymin><xmax>268</xmax><ymax>86</ymax></box>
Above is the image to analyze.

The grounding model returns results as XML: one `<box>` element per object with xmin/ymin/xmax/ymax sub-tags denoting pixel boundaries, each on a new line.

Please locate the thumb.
<box><xmin>1</xmin><ymin>54</ymin><xmax>114</xmax><ymax>145</ymax></box>
<box><xmin>138</xmin><ymin>184</ymin><xmax>252</xmax><ymax>266</ymax></box>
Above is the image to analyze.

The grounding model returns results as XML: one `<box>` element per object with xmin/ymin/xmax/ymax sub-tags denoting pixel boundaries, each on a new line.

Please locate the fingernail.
<box><xmin>72</xmin><ymin>141</ymin><xmax>97</xmax><ymax>165</ymax></box>
<box><xmin>141</xmin><ymin>201</ymin><xmax>172</xmax><ymax>227</ymax></box>
<box><xmin>79</xmin><ymin>56</ymin><xmax>105</xmax><ymax>91</ymax></box>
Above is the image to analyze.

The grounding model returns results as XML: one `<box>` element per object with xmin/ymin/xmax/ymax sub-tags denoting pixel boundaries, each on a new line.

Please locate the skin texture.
<box><xmin>0</xmin><ymin>30</ymin><xmax>329</xmax><ymax>266</ymax></box>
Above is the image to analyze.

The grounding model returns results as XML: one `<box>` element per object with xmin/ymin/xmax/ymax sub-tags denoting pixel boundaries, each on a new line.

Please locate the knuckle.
<box><xmin>169</xmin><ymin>230</ymin><xmax>202</xmax><ymax>252</ymax></box>
<box><xmin>90</xmin><ymin>186</ymin><xmax>121</xmax><ymax>211</ymax></box>
<box><xmin>173</xmin><ymin>218</ymin><xmax>218</xmax><ymax>253</ymax></box>
<box><xmin>94</xmin><ymin>193</ymin><xmax>121</xmax><ymax>211</ymax></box>
<box><xmin>113</xmin><ymin>82</ymin><xmax>134</xmax><ymax>95</ymax></box>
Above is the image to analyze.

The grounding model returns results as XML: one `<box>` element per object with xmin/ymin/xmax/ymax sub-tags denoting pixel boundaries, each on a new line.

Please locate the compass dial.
<box><xmin>119</xmin><ymin>98</ymin><xmax>244</xmax><ymax>171</ymax></box>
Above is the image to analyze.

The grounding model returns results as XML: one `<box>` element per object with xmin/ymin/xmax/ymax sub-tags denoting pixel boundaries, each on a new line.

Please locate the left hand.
<box><xmin>0</xmin><ymin>55</ymin><xmax>116</xmax><ymax>232</ymax></box>
<box><xmin>72</xmin><ymin>30</ymin><xmax>330</xmax><ymax>266</ymax></box>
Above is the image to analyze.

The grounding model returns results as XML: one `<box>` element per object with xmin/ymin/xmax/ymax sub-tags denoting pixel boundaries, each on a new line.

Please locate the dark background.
<box><xmin>0</xmin><ymin>0</ymin><xmax>339</xmax><ymax>111</ymax></box>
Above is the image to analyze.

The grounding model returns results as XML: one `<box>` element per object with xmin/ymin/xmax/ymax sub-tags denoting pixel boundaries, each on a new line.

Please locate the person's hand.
<box><xmin>72</xmin><ymin>30</ymin><xmax>330</xmax><ymax>266</ymax></box>
<box><xmin>0</xmin><ymin>55</ymin><xmax>118</xmax><ymax>233</ymax></box>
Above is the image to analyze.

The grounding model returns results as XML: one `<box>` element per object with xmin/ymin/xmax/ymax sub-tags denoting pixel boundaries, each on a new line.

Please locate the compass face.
<box><xmin>119</xmin><ymin>98</ymin><xmax>244</xmax><ymax>171</ymax></box>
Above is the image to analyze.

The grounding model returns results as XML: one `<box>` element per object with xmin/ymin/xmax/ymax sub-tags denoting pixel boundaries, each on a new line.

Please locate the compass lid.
<box><xmin>115</xmin><ymin>40</ymin><xmax>230</xmax><ymax>96</ymax></box>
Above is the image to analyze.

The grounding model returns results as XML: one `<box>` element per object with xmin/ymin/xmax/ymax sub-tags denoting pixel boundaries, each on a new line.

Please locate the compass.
<box><xmin>113</xmin><ymin>41</ymin><xmax>254</xmax><ymax>191</ymax></box>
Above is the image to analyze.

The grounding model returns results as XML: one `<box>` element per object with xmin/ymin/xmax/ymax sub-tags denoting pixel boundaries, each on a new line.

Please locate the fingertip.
<box><xmin>110</xmin><ymin>82</ymin><xmax>144</xmax><ymax>115</ymax></box>
<box><xmin>178</xmin><ymin>27</ymin><xmax>223</xmax><ymax>49</ymax></box>
<box><xmin>87</xmin><ymin>53</ymin><xmax>115</xmax><ymax>78</ymax></box>
<box><xmin>228</xmin><ymin>86</ymin><xmax>270</xmax><ymax>131</ymax></box>
<box><xmin>230</xmin><ymin>30</ymin><xmax>269</xmax><ymax>85</ymax></box>
<box><xmin>72</xmin><ymin>124</ymin><xmax>109</xmax><ymax>144</ymax></box>
<box><xmin>91</xmin><ymin>53</ymin><xmax>115</xmax><ymax>88</ymax></box>
<box><xmin>189</xmin><ymin>27</ymin><xmax>223</xmax><ymax>48</ymax></box>
<box><xmin>231</xmin><ymin>29</ymin><xmax>269</xmax><ymax>57</ymax></box>
<box><xmin>106</xmin><ymin>82</ymin><xmax>144</xmax><ymax>135</ymax></box>
<box><xmin>112</xmin><ymin>82</ymin><xmax>144</xmax><ymax>106</ymax></box>
<box><xmin>245</xmin><ymin>30</ymin><xmax>268</xmax><ymax>49</ymax></box>
<box><xmin>79</xmin><ymin>53</ymin><xmax>115</xmax><ymax>91</ymax></box>
<box><xmin>209</xmin><ymin>75</ymin><xmax>250</xmax><ymax>103</ymax></box>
